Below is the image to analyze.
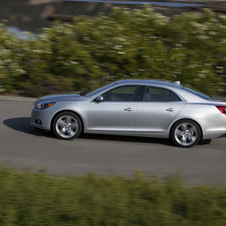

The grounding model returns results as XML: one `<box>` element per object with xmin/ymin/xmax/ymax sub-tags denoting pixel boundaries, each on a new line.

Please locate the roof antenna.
<box><xmin>174</xmin><ymin>81</ymin><xmax>180</xmax><ymax>86</ymax></box>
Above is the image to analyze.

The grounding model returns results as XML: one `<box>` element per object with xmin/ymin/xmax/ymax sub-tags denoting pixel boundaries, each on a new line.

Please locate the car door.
<box><xmin>135</xmin><ymin>86</ymin><xmax>186</xmax><ymax>132</ymax></box>
<box><xmin>88</xmin><ymin>85</ymin><xmax>141</xmax><ymax>132</ymax></box>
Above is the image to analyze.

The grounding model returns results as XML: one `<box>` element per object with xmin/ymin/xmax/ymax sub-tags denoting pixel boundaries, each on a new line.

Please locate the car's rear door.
<box><xmin>135</xmin><ymin>86</ymin><xmax>186</xmax><ymax>132</ymax></box>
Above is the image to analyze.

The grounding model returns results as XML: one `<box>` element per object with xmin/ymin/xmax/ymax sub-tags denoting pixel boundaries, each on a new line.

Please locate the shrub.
<box><xmin>1</xmin><ymin>6</ymin><xmax>226</xmax><ymax>97</ymax></box>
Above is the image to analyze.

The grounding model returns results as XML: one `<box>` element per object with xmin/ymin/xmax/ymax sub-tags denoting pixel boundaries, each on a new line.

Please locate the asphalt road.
<box><xmin>1</xmin><ymin>98</ymin><xmax>226</xmax><ymax>184</ymax></box>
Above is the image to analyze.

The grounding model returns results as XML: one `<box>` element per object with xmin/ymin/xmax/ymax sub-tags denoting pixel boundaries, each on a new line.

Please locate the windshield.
<box><xmin>86</xmin><ymin>82</ymin><xmax>116</xmax><ymax>97</ymax></box>
<box><xmin>182</xmin><ymin>87</ymin><xmax>211</xmax><ymax>100</ymax></box>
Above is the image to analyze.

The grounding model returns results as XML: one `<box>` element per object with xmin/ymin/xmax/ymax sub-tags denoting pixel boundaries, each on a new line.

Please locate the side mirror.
<box><xmin>94</xmin><ymin>96</ymin><xmax>104</xmax><ymax>103</ymax></box>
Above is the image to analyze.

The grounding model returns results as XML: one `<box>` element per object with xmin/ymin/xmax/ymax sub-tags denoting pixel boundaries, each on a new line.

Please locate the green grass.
<box><xmin>1</xmin><ymin>167</ymin><xmax>226</xmax><ymax>226</ymax></box>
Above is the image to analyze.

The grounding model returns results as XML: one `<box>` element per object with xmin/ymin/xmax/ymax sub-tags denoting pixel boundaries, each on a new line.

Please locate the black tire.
<box><xmin>52</xmin><ymin>111</ymin><xmax>82</xmax><ymax>140</ymax></box>
<box><xmin>171</xmin><ymin>120</ymin><xmax>201</xmax><ymax>148</ymax></box>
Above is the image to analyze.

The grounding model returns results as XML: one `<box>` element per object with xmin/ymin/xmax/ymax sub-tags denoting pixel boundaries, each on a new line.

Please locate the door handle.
<box><xmin>124</xmin><ymin>108</ymin><xmax>132</xmax><ymax>112</ymax></box>
<box><xmin>166</xmin><ymin>108</ymin><xmax>174</xmax><ymax>112</ymax></box>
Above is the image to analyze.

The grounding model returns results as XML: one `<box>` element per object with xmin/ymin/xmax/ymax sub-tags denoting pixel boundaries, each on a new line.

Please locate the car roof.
<box><xmin>115</xmin><ymin>79</ymin><xmax>182</xmax><ymax>89</ymax></box>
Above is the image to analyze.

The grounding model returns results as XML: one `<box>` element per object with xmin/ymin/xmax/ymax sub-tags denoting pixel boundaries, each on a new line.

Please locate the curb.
<box><xmin>0</xmin><ymin>95</ymin><xmax>37</xmax><ymax>103</ymax></box>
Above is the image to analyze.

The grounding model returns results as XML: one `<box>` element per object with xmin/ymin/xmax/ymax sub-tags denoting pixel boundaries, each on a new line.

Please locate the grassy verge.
<box><xmin>1</xmin><ymin>167</ymin><xmax>226</xmax><ymax>226</ymax></box>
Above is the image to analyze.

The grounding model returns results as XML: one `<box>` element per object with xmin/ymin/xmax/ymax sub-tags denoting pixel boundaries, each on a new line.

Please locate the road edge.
<box><xmin>0</xmin><ymin>95</ymin><xmax>37</xmax><ymax>103</ymax></box>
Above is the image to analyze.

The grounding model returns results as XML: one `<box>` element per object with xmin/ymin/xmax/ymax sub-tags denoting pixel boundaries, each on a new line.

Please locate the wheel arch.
<box><xmin>50</xmin><ymin>110</ymin><xmax>84</xmax><ymax>133</ymax></box>
<box><xmin>169</xmin><ymin>118</ymin><xmax>203</xmax><ymax>140</ymax></box>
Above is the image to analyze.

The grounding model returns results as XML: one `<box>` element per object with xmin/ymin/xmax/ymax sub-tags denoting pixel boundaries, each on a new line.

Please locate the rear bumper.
<box><xmin>201</xmin><ymin>113</ymin><xmax>226</xmax><ymax>140</ymax></box>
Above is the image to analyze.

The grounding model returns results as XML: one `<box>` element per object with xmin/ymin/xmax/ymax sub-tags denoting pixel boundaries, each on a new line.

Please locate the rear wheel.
<box><xmin>171</xmin><ymin>120</ymin><xmax>201</xmax><ymax>148</ymax></box>
<box><xmin>52</xmin><ymin>112</ymin><xmax>82</xmax><ymax>140</ymax></box>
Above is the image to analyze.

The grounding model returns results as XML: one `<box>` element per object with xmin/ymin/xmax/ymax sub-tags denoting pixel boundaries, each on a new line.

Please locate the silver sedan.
<box><xmin>31</xmin><ymin>79</ymin><xmax>226</xmax><ymax>148</ymax></box>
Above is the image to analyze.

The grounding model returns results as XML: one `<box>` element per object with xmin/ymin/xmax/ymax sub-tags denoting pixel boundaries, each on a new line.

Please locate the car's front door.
<box><xmin>88</xmin><ymin>85</ymin><xmax>140</xmax><ymax>132</ymax></box>
<box><xmin>135</xmin><ymin>86</ymin><xmax>186</xmax><ymax>132</ymax></box>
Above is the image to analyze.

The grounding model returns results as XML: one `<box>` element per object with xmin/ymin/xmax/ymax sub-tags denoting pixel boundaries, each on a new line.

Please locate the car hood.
<box><xmin>36</xmin><ymin>94</ymin><xmax>84</xmax><ymax>104</ymax></box>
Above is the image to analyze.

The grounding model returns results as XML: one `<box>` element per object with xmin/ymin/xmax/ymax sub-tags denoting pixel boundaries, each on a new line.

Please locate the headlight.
<box><xmin>36</xmin><ymin>102</ymin><xmax>56</xmax><ymax>109</ymax></box>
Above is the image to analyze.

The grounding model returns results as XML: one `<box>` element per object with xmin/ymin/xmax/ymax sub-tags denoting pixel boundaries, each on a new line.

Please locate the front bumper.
<box><xmin>30</xmin><ymin>108</ymin><xmax>54</xmax><ymax>131</ymax></box>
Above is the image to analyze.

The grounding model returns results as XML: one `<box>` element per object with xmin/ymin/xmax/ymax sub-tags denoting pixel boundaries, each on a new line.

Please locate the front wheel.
<box><xmin>171</xmin><ymin>120</ymin><xmax>201</xmax><ymax>148</ymax></box>
<box><xmin>52</xmin><ymin>112</ymin><xmax>82</xmax><ymax>140</ymax></box>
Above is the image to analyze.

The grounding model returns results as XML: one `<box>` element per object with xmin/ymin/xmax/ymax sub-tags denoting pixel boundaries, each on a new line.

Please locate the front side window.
<box><xmin>144</xmin><ymin>86</ymin><xmax>181</xmax><ymax>102</ymax></box>
<box><xmin>102</xmin><ymin>85</ymin><xmax>139</xmax><ymax>101</ymax></box>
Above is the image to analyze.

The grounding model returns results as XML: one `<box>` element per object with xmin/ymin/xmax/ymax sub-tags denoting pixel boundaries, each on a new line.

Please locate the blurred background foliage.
<box><xmin>1</xmin><ymin>6</ymin><xmax>226</xmax><ymax>97</ymax></box>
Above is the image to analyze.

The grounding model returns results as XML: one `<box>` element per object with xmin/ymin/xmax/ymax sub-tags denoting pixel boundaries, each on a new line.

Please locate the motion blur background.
<box><xmin>1</xmin><ymin>0</ymin><xmax>226</xmax><ymax>97</ymax></box>
<box><xmin>1</xmin><ymin>0</ymin><xmax>223</xmax><ymax>35</ymax></box>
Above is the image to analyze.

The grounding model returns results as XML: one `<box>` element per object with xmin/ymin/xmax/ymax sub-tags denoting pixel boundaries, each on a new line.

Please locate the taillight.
<box><xmin>216</xmin><ymin>105</ymin><xmax>226</xmax><ymax>114</ymax></box>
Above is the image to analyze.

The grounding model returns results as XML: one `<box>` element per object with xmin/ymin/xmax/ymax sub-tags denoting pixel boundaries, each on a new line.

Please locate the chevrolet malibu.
<box><xmin>31</xmin><ymin>79</ymin><xmax>226</xmax><ymax>148</ymax></box>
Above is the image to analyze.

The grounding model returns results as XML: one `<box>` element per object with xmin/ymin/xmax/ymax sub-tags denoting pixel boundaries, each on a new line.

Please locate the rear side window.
<box><xmin>144</xmin><ymin>86</ymin><xmax>181</xmax><ymax>102</ymax></box>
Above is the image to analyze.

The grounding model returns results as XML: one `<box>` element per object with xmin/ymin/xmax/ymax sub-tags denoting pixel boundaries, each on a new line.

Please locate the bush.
<box><xmin>1</xmin><ymin>6</ymin><xmax>226</xmax><ymax>97</ymax></box>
